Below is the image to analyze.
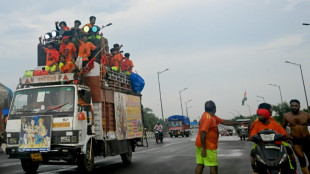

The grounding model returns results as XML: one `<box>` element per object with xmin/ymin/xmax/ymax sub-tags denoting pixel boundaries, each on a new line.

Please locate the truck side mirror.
<box><xmin>85</xmin><ymin>91</ymin><xmax>91</xmax><ymax>104</ymax></box>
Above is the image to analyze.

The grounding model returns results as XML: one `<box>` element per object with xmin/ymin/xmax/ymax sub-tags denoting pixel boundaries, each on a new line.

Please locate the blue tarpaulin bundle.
<box><xmin>168</xmin><ymin>115</ymin><xmax>190</xmax><ymax>125</ymax></box>
<box><xmin>130</xmin><ymin>73</ymin><xmax>145</xmax><ymax>93</ymax></box>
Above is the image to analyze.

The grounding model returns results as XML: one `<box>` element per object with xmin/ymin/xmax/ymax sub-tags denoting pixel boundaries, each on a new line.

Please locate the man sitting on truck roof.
<box><xmin>75</xmin><ymin>34</ymin><xmax>97</xmax><ymax>70</ymax></box>
<box><xmin>55</xmin><ymin>21</ymin><xmax>70</xmax><ymax>31</ymax></box>
<box><xmin>39</xmin><ymin>36</ymin><xmax>60</xmax><ymax>73</ymax></box>
<box><xmin>59</xmin><ymin>36</ymin><xmax>77</xmax><ymax>63</ymax></box>
<box><xmin>58</xmin><ymin>55</ymin><xmax>76</xmax><ymax>73</ymax></box>
<box><xmin>110</xmin><ymin>48</ymin><xmax>123</xmax><ymax>72</ymax></box>
<box><xmin>121</xmin><ymin>53</ymin><xmax>134</xmax><ymax>75</ymax></box>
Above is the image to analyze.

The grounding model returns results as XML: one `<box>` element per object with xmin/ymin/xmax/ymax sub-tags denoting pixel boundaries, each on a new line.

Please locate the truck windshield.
<box><xmin>169</xmin><ymin>121</ymin><xmax>182</xmax><ymax>127</ymax></box>
<box><xmin>10</xmin><ymin>86</ymin><xmax>74</xmax><ymax>117</ymax></box>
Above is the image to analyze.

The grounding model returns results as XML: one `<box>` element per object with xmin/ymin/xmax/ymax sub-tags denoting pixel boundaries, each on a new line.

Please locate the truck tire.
<box><xmin>121</xmin><ymin>143</ymin><xmax>132</xmax><ymax>165</ymax></box>
<box><xmin>182</xmin><ymin>133</ymin><xmax>184</xmax><ymax>137</ymax></box>
<box><xmin>77</xmin><ymin>143</ymin><xmax>94</xmax><ymax>173</ymax></box>
<box><xmin>21</xmin><ymin>159</ymin><xmax>40</xmax><ymax>174</ymax></box>
<box><xmin>186</xmin><ymin>134</ymin><xmax>189</xmax><ymax>137</ymax></box>
<box><xmin>175</xmin><ymin>135</ymin><xmax>178</xmax><ymax>138</ymax></box>
<box><xmin>170</xmin><ymin>134</ymin><xmax>173</xmax><ymax>138</ymax></box>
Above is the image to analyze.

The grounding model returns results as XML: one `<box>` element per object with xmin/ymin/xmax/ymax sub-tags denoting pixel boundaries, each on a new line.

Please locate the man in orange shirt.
<box><xmin>195</xmin><ymin>100</ymin><xmax>238</xmax><ymax>174</ymax></box>
<box><xmin>58</xmin><ymin>55</ymin><xmax>76</xmax><ymax>73</ymax></box>
<box><xmin>75</xmin><ymin>34</ymin><xmax>97</xmax><ymax>70</ymax></box>
<box><xmin>59</xmin><ymin>36</ymin><xmax>77</xmax><ymax>63</ymax></box>
<box><xmin>39</xmin><ymin>36</ymin><xmax>60</xmax><ymax>72</ymax></box>
<box><xmin>110</xmin><ymin>48</ymin><xmax>123</xmax><ymax>72</ymax></box>
<box><xmin>121</xmin><ymin>53</ymin><xmax>134</xmax><ymax>75</ymax></box>
<box><xmin>249</xmin><ymin>105</ymin><xmax>296</xmax><ymax>174</ymax></box>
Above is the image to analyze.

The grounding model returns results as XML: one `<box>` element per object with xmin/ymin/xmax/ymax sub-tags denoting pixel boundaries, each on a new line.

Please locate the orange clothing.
<box><xmin>195</xmin><ymin>112</ymin><xmax>223</xmax><ymax>150</ymax></box>
<box><xmin>60</xmin><ymin>61</ymin><xmax>75</xmax><ymax>73</ymax></box>
<box><xmin>249</xmin><ymin>120</ymin><xmax>287</xmax><ymax>138</ymax></box>
<box><xmin>44</xmin><ymin>48</ymin><xmax>60</xmax><ymax>66</ymax></box>
<box><xmin>59</xmin><ymin>43</ymin><xmax>77</xmax><ymax>61</ymax></box>
<box><xmin>121</xmin><ymin>57</ymin><xmax>134</xmax><ymax>72</ymax></box>
<box><xmin>78</xmin><ymin>41</ymin><xmax>96</xmax><ymax>59</ymax></box>
<box><xmin>78</xmin><ymin>99</ymin><xmax>94</xmax><ymax>113</ymax></box>
<box><xmin>111</xmin><ymin>53</ymin><xmax>123</xmax><ymax>68</ymax></box>
<box><xmin>249</xmin><ymin>117</ymin><xmax>275</xmax><ymax>134</ymax></box>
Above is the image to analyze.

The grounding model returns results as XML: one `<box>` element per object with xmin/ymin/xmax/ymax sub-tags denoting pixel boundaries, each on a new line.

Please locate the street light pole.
<box><xmin>186</xmin><ymin>106</ymin><xmax>192</xmax><ymax>118</ymax></box>
<box><xmin>157</xmin><ymin>68</ymin><xmax>169</xmax><ymax>120</ymax></box>
<box><xmin>245</xmin><ymin>105</ymin><xmax>252</xmax><ymax>116</ymax></box>
<box><xmin>179</xmin><ymin>88</ymin><xmax>188</xmax><ymax>115</ymax></box>
<box><xmin>268</xmin><ymin>84</ymin><xmax>283</xmax><ymax>104</ymax></box>
<box><xmin>257</xmin><ymin>95</ymin><xmax>265</xmax><ymax>102</ymax></box>
<box><xmin>285</xmin><ymin>61</ymin><xmax>309</xmax><ymax>112</ymax></box>
<box><xmin>185</xmin><ymin>100</ymin><xmax>192</xmax><ymax>117</ymax></box>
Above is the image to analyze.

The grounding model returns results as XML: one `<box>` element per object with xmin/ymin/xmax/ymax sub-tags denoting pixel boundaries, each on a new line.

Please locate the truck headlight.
<box><xmin>9</xmin><ymin>138</ymin><xmax>18</xmax><ymax>144</ymax></box>
<box><xmin>71</xmin><ymin>136</ymin><xmax>77</xmax><ymax>143</ymax></box>
<box><xmin>60</xmin><ymin>136</ymin><xmax>71</xmax><ymax>143</ymax></box>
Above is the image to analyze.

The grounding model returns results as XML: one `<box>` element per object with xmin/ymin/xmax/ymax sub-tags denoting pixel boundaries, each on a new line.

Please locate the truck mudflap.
<box><xmin>6</xmin><ymin>146</ymin><xmax>81</xmax><ymax>161</ymax></box>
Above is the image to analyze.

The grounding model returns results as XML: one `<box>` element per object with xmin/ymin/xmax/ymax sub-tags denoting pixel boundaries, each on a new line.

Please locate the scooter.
<box><xmin>154</xmin><ymin>130</ymin><xmax>163</xmax><ymax>143</ymax></box>
<box><xmin>251</xmin><ymin>129</ymin><xmax>294</xmax><ymax>174</ymax></box>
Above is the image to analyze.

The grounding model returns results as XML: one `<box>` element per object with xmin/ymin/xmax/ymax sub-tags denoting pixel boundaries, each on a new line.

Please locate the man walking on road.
<box><xmin>195</xmin><ymin>100</ymin><xmax>238</xmax><ymax>174</ymax></box>
<box><xmin>283</xmin><ymin>99</ymin><xmax>310</xmax><ymax>174</ymax></box>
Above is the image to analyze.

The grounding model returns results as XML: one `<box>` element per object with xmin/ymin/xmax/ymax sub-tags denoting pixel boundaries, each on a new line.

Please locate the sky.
<box><xmin>1</xmin><ymin>0</ymin><xmax>310</xmax><ymax>121</ymax></box>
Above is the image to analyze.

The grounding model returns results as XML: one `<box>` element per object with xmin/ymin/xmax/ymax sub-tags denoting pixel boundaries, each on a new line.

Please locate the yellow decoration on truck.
<box><xmin>52</xmin><ymin>122</ymin><xmax>70</xmax><ymax>128</ymax></box>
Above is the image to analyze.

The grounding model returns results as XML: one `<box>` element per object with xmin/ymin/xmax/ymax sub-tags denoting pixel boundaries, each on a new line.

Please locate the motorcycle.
<box><xmin>251</xmin><ymin>129</ymin><xmax>294</xmax><ymax>174</ymax></box>
<box><xmin>154</xmin><ymin>130</ymin><xmax>163</xmax><ymax>143</ymax></box>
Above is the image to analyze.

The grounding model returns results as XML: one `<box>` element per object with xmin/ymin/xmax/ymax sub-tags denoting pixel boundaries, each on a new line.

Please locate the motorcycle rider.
<box><xmin>249</xmin><ymin>104</ymin><xmax>297</xmax><ymax>174</ymax></box>
<box><xmin>154</xmin><ymin>122</ymin><xmax>163</xmax><ymax>139</ymax></box>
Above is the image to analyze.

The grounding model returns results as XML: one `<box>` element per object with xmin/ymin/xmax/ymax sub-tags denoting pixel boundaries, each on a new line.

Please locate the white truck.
<box><xmin>5</xmin><ymin>67</ymin><xmax>145</xmax><ymax>173</ymax></box>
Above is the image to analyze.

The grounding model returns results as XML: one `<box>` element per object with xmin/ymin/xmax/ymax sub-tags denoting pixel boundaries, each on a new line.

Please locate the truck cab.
<box><xmin>168</xmin><ymin>115</ymin><xmax>190</xmax><ymax>137</ymax></box>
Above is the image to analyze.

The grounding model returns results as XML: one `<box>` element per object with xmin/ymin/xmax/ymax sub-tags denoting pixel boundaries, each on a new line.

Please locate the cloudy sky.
<box><xmin>1</xmin><ymin>0</ymin><xmax>310</xmax><ymax>121</ymax></box>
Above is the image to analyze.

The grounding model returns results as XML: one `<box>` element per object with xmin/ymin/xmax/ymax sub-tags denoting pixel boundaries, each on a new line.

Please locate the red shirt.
<box><xmin>195</xmin><ymin>112</ymin><xmax>223</xmax><ymax>150</ymax></box>
<box><xmin>121</xmin><ymin>57</ymin><xmax>134</xmax><ymax>72</ymax></box>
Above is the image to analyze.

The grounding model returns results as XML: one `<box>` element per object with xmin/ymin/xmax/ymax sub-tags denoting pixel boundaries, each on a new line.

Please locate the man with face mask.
<box><xmin>249</xmin><ymin>104</ymin><xmax>296</xmax><ymax>174</ymax></box>
<box><xmin>283</xmin><ymin>99</ymin><xmax>310</xmax><ymax>174</ymax></box>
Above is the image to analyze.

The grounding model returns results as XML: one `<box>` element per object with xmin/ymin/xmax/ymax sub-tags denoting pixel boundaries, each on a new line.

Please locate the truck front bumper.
<box><xmin>6</xmin><ymin>146</ymin><xmax>81</xmax><ymax>161</ymax></box>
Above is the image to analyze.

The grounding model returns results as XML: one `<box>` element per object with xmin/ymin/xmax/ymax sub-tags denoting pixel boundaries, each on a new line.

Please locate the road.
<box><xmin>0</xmin><ymin>135</ymin><xmax>302</xmax><ymax>174</ymax></box>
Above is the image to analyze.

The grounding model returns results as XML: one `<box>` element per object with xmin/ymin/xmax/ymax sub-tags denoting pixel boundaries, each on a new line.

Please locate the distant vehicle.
<box><xmin>0</xmin><ymin>83</ymin><xmax>12</xmax><ymax>146</ymax></box>
<box><xmin>168</xmin><ymin>115</ymin><xmax>190</xmax><ymax>137</ymax></box>
<box><xmin>236</xmin><ymin>119</ymin><xmax>251</xmax><ymax>140</ymax></box>
<box><xmin>220</xmin><ymin>129</ymin><xmax>233</xmax><ymax>136</ymax></box>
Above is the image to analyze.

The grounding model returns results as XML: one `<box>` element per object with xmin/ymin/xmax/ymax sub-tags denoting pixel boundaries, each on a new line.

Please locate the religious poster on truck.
<box><xmin>114</xmin><ymin>92</ymin><xmax>143</xmax><ymax>140</ymax></box>
<box><xmin>18</xmin><ymin>116</ymin><xmax>52</xmax><ymax>152</ymax></box>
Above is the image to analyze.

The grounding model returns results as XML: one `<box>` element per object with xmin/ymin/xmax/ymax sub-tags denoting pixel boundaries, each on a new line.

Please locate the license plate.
<box><xmin>30</xmin><ymin>153</ymin><xmax>43</xmax><ymax>162</ymax></box>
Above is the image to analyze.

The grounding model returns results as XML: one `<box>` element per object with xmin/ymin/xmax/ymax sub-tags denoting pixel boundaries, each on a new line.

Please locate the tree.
<box><xmin>271</xmin><ymin>102</ymin><xmax>290</xmax><ymax>124</ymax></box>
<box><xmin>142</xmin><ymin>107</ymin><xmax>168</xmax><ymax>131</ymax></box>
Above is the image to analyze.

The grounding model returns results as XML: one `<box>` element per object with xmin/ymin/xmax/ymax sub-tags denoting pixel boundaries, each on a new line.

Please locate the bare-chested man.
<box><xmin>283</xmin><ymin>99</ymin><xmax>310</xmax><ymax>174</ymax></box>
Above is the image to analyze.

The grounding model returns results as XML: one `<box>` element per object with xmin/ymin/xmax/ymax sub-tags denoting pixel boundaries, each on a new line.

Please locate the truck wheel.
<box><xmin>77</xmin><ymin>143</ymin><xmax>94</xmax><ymax>172</ymax></box>
<box><xmin>121</xmin><ymin>143</ymin><xmax>132</xmax><ymax>165</ymax></box>
<box><xmin>186</xmin><ymin>134</ymin><xmax>189</xmax><ymax>137</ymax></box>
<box><xmin>175</xmin><ymin>135</ymin><xmax>178</xmax><ymax>138</ymax></box>
<box><xmin>21</xmin><ymin>159</ymin><xmax>40</xmax><ymax>173</ymax></box>
<box><xmin>182</xmin><ymin>134</ymin><xmax>184</xmax><ymax>137</ymax></box>
<box><xmin>170</xmin><ymin>134</ymin><xmax>173</xmax><ymax>138</ymax></box>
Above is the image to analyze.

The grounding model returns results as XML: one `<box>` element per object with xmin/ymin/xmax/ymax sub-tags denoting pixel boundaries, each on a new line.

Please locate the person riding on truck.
<box><xmin>39</xmin><ymin>37</ymin><xmax>60</xmax><ymax>73</ymax></box>
<box><xmin>78</xmin><ymin>91</ymin><xmax>94</xmax><ymax>125</ymax></box>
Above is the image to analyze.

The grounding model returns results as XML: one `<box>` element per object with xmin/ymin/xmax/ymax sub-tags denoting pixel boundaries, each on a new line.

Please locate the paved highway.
<box><xmin>0</xmin><ymin>135</ymin><xmax>302</xmax><ymax>174</ymax></box>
